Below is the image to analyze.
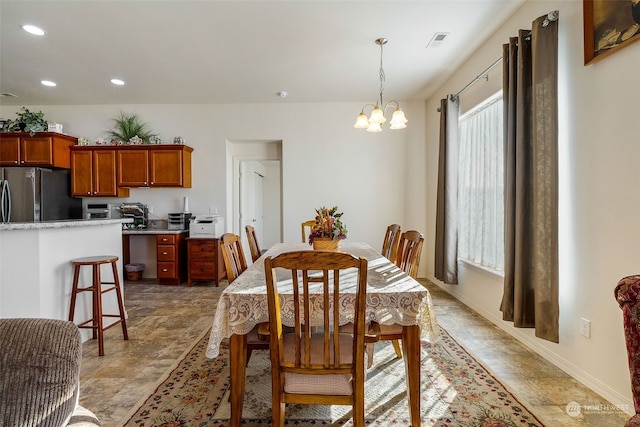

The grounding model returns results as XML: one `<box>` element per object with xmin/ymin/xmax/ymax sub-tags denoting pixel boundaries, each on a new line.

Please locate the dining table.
<box><xmin>205</xmin><ymin>241</ymin><xmax>440</xmax><ymax>427</ymax></box>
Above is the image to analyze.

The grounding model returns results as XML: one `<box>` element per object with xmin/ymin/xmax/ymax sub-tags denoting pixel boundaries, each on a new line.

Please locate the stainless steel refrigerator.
<box><xmin>0</xmin><ymin>167</ymin><xmax>82</xmax><ymax>223</ymax></box>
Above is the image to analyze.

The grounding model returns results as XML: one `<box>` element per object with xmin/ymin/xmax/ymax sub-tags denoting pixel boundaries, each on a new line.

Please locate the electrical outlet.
<box><xmin>580</xmin><ymin>317</ymin><xmax>591</xmax><ymax>338</ymax></box>
<box><xmin>148</xmin><ymin>206</ymin><xmax>154</xmax><ymax>214</ymax></box>
<box><xmin>209</xmin><ymin>205</ymin><xmax>217</xmax><ymax>214</ymax></box>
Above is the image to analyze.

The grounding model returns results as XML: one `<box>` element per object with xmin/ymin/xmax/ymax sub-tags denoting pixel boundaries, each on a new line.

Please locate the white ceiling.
<box><xmin>0</xmin><ymin>0</ymin><xmax>524</xmax><ymax>106</ymax></box>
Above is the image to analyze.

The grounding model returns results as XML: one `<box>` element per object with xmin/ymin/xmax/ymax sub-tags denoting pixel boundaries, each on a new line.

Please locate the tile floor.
<box><xmin>78</xmin><ymin>279</ymin><xmax>632</xmax><ymax>426</ymax></box>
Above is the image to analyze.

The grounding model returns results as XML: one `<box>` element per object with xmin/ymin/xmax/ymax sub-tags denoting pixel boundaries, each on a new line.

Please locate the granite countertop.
<box><xmin>0</xmin><ymin>218</ymin><xmax>132</xmax><ymax>231</ymax></box>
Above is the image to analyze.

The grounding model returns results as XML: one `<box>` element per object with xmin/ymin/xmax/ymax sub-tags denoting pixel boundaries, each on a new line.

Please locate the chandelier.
<box><xmin>354</xmin><ymin>38</ymin><xmax>408</xmax><ymax>132</ymax></box>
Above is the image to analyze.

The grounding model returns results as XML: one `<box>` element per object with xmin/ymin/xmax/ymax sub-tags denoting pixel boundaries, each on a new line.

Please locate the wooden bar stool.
<box><xmin>68</xmin><ymin>255</ymin><xmax>128</xmax><ymax>356</ymax></box>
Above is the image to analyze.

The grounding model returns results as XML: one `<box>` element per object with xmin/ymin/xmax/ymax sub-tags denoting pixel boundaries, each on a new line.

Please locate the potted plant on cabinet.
<box><xmin>107</xmin><ymin>111</ymin><xmax>157</xmax><ymax>144</ymax></box>
<box><xmin>0</xmin><ymin>107</ymin><xmax>48</xmax><ymax>136</ymax></box>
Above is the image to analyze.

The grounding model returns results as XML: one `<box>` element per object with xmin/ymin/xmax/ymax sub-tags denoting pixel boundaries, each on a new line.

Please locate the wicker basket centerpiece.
<box><xmin>312</xmin><ymin>237</ymin><xmax>340</xmax><ymax>251</ymax></box>
<box><xmin>308</xmin><ymin>206</ymin><xmax>347</xmax><ymax>250</ymax></box>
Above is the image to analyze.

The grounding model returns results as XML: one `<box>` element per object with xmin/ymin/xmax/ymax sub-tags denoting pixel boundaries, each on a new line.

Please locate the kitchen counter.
<box><xmin>0</xmin><ymin>218</ymin><xmax>130</xmax><ymax>342</ymax></box>
<box><xmin>0</xmin><ymin>218</ymin><xmax>131</xmax><ymax>231</ymax></box>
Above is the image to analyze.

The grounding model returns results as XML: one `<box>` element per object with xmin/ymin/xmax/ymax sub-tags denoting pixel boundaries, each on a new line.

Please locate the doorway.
<box><xmin>227</xmin><ymin>140</ymin><xmax>282</xmax><ymax>261</ymax></box>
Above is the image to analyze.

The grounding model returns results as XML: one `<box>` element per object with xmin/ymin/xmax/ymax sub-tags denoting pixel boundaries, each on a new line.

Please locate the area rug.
<box><xmin>123</xmin><ymin>328</ymin><xmax>545</xmax><ymax>426</ymax></box>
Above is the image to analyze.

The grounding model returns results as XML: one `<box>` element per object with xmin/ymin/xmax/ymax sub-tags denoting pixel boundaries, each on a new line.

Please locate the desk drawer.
<box><xmin>157</xmin><ymin>234</ymin><xmax>176</xmax><ymax>245</ymax></box>
<box><xmin>189</xmin><ymin>261</ymin><xmax>215</xmax><ymax>276</ymax></box>
<box><xmin>157</xmin><ymin>245</ymin><xmax>176</xmax><ymax>261</ymax></box>
<box><xmin>157</xmin><ymin>262</ymin><xmax>176</xmax><ymax>278</ymax></box>
<box><xmin>189</xmin><ymin>241</ymin><xmax>216</xmax><ymax>259</ymax></box>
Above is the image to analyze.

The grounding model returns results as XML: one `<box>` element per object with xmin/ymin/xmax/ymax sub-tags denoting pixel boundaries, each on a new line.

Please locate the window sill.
<box><xmin>458</xmin><ymin>258</ymin><xmax>504</xmax><ymax>280</ymax></box>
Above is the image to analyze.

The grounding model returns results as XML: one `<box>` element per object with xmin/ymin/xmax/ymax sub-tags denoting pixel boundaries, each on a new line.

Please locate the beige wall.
<box><xmin>423</xmin><ymin>0</ymin><xmax>639</xmax><ymax>415</ymax></box>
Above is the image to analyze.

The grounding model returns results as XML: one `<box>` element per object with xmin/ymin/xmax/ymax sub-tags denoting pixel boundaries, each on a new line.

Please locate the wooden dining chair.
<box><xmin>375</xmin><ymin>230</ymin><xmax>425</xmax><ymax>359</ymax></box>
<box><xmin>263</xmin><ymin>250</ymin><xmax>374</xmax><ymax>427</ymax></box>
<box><xmin>301</xmin><ymin>219</ymin><xmax>316</xmax><ymax>243</ymax></box>
<box><xmin>381</xmin><ymin>224</ymin><xmax>401</xmax><ymax>263</ymax></box>
<box><xmin>245</xmin><ymin>225</ymin><xmax>262</xmax><ymax>263</ymax></box>
<box><xmin>220</xmin><ymin>233</ymin><xmax>269</xmax><ymax>363</ymax></box>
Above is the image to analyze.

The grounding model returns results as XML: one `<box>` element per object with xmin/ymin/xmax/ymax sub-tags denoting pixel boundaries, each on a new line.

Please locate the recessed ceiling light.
<box><xmin>41</xmin><ymin>80</ymin><xmax>56</xmax><ymax>87</ymax></box>
<box><xmin>110</xmin><ymin>79</ymin><xmax>125</xmax><ymax>86</ymax></box>
<box><xmin>22</xmin><ymin>24</ymin><xmax>46</xmax><ymax>36</ymax></box>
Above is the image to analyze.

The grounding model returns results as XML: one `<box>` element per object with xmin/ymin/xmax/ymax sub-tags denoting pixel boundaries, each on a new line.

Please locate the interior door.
<box><xmin>239</xmin><ymin>161</ymin><xmax>265</xmax><ymax>260</ymax></box>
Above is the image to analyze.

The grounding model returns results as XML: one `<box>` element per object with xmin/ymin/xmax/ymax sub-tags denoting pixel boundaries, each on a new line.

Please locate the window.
<box><xmin>457</xmin><ymin>92</ymin><xmax>504</xmax><ymax>273</ymax></box>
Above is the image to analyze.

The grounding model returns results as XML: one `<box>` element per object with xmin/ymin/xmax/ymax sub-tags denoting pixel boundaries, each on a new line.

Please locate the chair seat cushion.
<box><xmin>282</xmin><ymin>333</ymin><xmax>354</xmax><ymax>395</ymax></box>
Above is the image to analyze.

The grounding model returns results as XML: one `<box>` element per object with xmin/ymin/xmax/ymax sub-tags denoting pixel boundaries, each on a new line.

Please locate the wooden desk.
<box><xmin>122</xmin><ymin>229</ymin><xmax>188</xmax><ymax>285</ymax></box>
<box><xmin>205</xmin><ymin>242</ymin><xmax>440</xmax><ymax>426</ymax></box>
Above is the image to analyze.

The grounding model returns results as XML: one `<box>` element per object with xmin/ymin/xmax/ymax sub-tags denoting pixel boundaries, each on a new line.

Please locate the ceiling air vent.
<box><xmin>427</xmin><ymin>32</ymin><xmax>449</xmax><ymax>48</ymax></box>
<box><xmin>0</xmin><ymin>93</ymin><xmax>18</xmax><ymax>98</ymax></box>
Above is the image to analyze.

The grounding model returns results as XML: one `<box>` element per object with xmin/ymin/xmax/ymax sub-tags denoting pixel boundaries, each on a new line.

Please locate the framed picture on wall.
<box><xmin>584</xmin><ymin>0</ymin><xmax>640</xmax><ymax>65</ymax></box>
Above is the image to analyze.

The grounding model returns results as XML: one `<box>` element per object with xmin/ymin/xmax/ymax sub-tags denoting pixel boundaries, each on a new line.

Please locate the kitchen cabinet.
<box><xmin>187</xmin><ymin>237</ymin><xmax>226</xmax><ymax>287</ymax></box>
<box><xmin>70</xmin><ymin>147</ymin><xmax>129</xmax><ymax>197</ymax></box>
<box><xmin>0</xmin><ymin>132</ymin><xmax>77</xmax><ymax>168</ymax></box>
<box><xmin>117</xmin><ymin>145</ymin><xmax>192</xmax><ymax>188</ymax></box>
<box><xmin>157</xmin><ymin>233</ymin><xmax>187</xmax><ymax>285</ymax></box>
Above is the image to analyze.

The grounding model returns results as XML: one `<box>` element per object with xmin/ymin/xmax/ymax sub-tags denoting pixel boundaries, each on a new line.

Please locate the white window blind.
<box><xmin>457</xmin><ymin>92</ymin><xmax>504</xmax><ymax>273</ymax></box>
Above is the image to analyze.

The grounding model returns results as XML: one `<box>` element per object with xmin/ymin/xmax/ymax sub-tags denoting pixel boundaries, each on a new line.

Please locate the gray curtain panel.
<box><xmin>500</xmin><ymin>14</ymin><xmax>559</xmax><ymax>343</ymax></box>
<box><xmin>434</xmin><ymin>95</ymin><xmax>459</xmax><ymax>285</ymax></box>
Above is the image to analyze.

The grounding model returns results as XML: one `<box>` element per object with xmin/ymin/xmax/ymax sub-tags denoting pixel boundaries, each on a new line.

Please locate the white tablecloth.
<box><xmin>206</xmin><ymin>241</ymin><xmax>440</xmax><ymax>358</ymax></box>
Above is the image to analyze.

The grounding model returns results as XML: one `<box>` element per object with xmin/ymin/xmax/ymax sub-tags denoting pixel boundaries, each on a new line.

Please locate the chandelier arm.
<box><xmin>383</xmin><ymin>100</ymin><xmax>400</xmax><ymax>111</ymax></box>
<box><xmin>359</xmin><ymin>103</ymin><xmax>379</xmax><ymax>114</ymax></box>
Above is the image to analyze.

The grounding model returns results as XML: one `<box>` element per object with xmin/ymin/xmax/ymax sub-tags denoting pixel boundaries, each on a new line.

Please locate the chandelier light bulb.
<box><xmin>354</xmin><ymin>113</ymin><xmax>369</xmax><ymax>129</ymax></box>
<box><xmin>389</xmin><ymin>108</ymin><xmax>408</xmax><ymax>129</ymax></box>
<box><xmin>366</xmin><ymin>122</ymin><xmax>383</xmax><ymax>132</ymax></box>
<box><xmin>369</xmin><ymin>107</ymin><xmax>386</xmax><ymax>124</ymax></box>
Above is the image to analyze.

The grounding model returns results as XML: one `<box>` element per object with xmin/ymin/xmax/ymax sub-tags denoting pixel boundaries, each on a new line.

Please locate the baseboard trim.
<box><xmin>426</xmin><ymin>276</ymin><xmax>634</xmax><ymax>416</ymax></box>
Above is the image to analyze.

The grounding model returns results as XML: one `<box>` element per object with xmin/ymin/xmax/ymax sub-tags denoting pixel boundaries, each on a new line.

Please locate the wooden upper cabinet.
<box><xmin>0</xmin><ymin>135</ymin><xmax>20</xmax><ymax>165</ymax></box>
<box><xmin>150</xmin><ymin>146</ymin><xmax>192</xmax><ymax>187</ymax></box>
<box><xmin>70</xmin><ymin>147</ymin><xmax>129</xmax><ymax>198</ymax></box>
<box><xmin>117</xmin><ymin>145</ymin><xmax>192</xmax><ymax>188</ymax></box>
<box><xmin>0</xmin><ymin>132</ymin><xmax>76</xmax><ymax>168</ymax></box>
<box><xmin>117</xmin><ymin>149</ymin><xmax>150</xmax><ymax>187</ymax></box>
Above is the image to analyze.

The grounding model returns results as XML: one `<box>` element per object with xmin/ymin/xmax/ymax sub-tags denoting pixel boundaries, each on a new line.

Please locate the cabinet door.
<box><xmin>21</xmin><ymin>136</ymin><xmax>53</xmax><ymax>166</ymax></box>
<box><xmin>0</xmin><ymin>136</ymin><xmax>21</xmax><ymax>166</ymax></box>
<box><xmin>70</xmin><ymin>150</ymin><xmax>94</xmax><ymax>196</ymax></box>
<box><xmin>93</xmin><ymin>150</ymin><xmax>120</xmax><ymax>196</ymax></box>
<box><xmin>149</xmin><ymin>149</ymin><xmax>183</xmax><ymax>186</ymax></box>
<box><xmin>118</xmin><ymin>149</ymin><xmax>149</xmax><ymax>187</ymax></box>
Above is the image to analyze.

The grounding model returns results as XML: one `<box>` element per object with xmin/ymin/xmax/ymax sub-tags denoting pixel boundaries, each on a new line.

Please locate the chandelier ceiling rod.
<box><xmin>354</xmin><ymin>37</ymin><xmax>408</xmax><ymax>133</ymax></box>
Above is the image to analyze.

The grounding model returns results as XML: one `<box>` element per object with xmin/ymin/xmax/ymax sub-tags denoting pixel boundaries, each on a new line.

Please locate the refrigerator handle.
<box><xmin>1</xmin><ymin>180</ymin><xmax>11</xmax><ymax>222</ymax></box>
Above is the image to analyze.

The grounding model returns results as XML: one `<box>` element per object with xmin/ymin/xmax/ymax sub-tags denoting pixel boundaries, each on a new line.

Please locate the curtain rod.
<box><xmin>452</xmin><ymin>56</ymin><xmax>502</xmax><ymax>100</ymax></box>
<box><xmin>449</xmin><ymin>10</ymin><xmax>558</xmax><ymax>101</ymax></box>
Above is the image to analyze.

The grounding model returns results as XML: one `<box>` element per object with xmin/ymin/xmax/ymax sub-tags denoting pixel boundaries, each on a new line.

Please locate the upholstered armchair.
<box><xmin>615</xmin><ymin>275</ymin><xmax>640</xmax><ymax>427</ymax></box>
<box><xmin>0</xmin><ymin>318</ymin><xmax>100</xmax><ymax>427</ymax></box>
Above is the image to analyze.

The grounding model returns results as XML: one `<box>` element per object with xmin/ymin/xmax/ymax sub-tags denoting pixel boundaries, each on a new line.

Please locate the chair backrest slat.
<box><xmin>396</xmin><ymin>230</ymin><xmax>424</xmax><ymax>279</ymax></box>
<box><xmin>221</xmin><ymin>233</ymin><xmax>248</xmax><ymax>283</ymax></box>
<box><xmin>381</xmin><ymin>224</ymin><xmax>401</xmax><ymax>263</ymax></box>
<box><xmin>245</xmin><ymin>225</ymin><xmax>262</xmax><ymax>262</ymax></box>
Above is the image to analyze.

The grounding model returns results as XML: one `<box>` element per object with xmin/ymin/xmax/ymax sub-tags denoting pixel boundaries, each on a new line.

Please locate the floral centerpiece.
<box><xmin>308</xmin><ymin>206</ymin><xmax>347</xmax><ymax>250</ymax></box>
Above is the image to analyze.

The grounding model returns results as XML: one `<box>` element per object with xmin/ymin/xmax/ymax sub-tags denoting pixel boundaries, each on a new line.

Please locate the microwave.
<box><xmin>85</xmin><ymin>203</ymin><xmax>121</xmax><ymax>220</ymax></box>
